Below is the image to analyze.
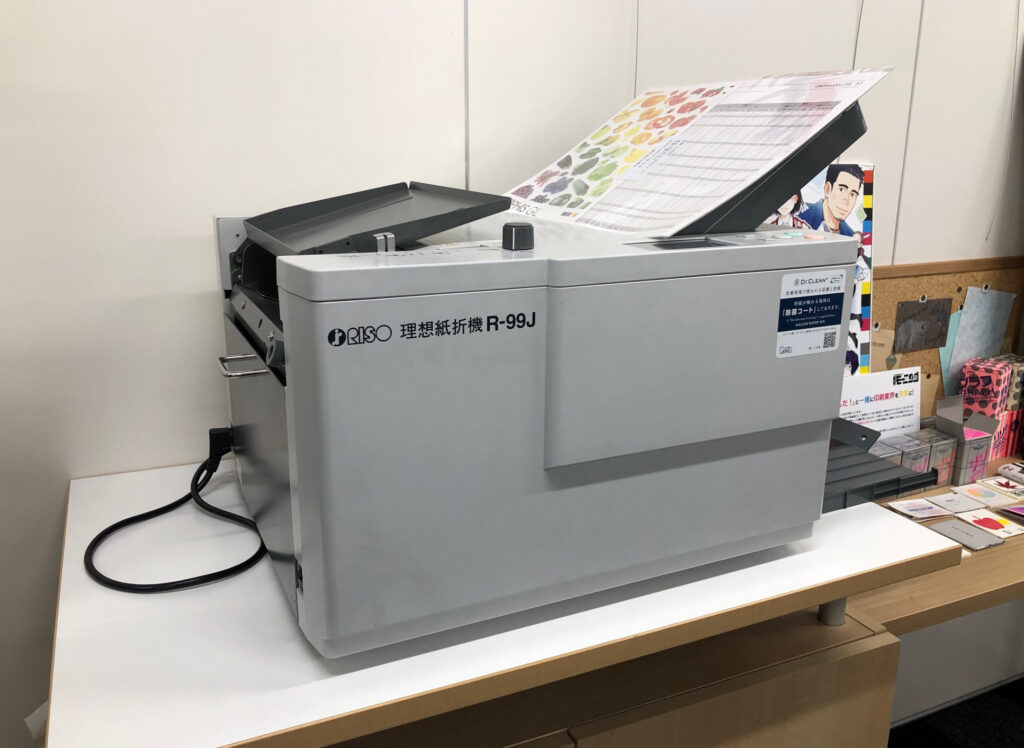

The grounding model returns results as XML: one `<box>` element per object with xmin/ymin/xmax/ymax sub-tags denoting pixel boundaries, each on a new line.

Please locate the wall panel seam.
<box><xmin>890</xmin><ymin>0</ymin><xmax>926</xmax><ymax>266</ymax></box>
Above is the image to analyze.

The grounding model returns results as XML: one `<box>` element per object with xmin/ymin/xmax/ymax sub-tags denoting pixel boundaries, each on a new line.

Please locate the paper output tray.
<box><xmin>244</xmin><ymin>182</ymin><xmax>511</xmax><ymax>256</ymax></box>
<box><xmin>676</xmin><ymin>102</ymin><xmax>867</xmax><ymax>236</ymax></box>
<box><xmin>823</xmin><ymin>418</ymin><xmax>938</xmax><ymax>513</ymax></box>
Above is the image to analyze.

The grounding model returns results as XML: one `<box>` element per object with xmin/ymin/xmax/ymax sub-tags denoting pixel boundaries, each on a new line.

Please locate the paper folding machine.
<box><xmin>215</xmin><ymin>180</ymin><xmax>857</xmax><ymax>658</ymax></box>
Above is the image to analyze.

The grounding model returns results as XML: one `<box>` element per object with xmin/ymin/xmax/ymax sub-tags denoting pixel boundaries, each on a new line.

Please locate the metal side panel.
<box><xmin>280</xmin><ymin>285</ymin><xmax>830</xmax><ymax>659</ymax></box>
<box><xmin>223</xmin><ymin>317</ymin><xmax>297</xmax><ymax>616</ymax></box>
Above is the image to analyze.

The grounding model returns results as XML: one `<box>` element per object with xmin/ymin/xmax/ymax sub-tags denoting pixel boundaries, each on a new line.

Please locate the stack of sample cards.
<box><xmin>885</xmin><ymin>487</ymin><xmax>1024</xmax><ymax>551</ymax></box>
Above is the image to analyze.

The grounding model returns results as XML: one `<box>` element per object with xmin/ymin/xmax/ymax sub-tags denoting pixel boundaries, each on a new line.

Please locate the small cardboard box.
<box><xmin>990</xmin><ymin>410</ymin><xmax>1022</xmax><ymax>460</ymax></box>
<box><xmin>910</xmin><ymin>428</ymin><xmax>958</xmax><ymax>487</ymax></box>
<box><xmin>960</xmin><ymin>358</ymin><xmax>1014</xmax><ymax>418</ymax></box>
<box><xmin>937</xmin><ymin>395</ymin><xmax>998</xmax><ymax>485</ymax></box>
<box><xmin>867</xmin><ymin>440</ymin><xmax>901</xmax><ymax>465</ymax></box>
<box><xmin>878</xmin><ymin>434</ymin><xmax>931</xmax><ymax>474</ymax></box>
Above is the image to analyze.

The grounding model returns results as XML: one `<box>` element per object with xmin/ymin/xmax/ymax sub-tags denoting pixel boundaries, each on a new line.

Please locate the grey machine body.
<box><xmin>217</xmin><ymin>213</ymin><xmax>857</xmax><ymax>658</ymax></box>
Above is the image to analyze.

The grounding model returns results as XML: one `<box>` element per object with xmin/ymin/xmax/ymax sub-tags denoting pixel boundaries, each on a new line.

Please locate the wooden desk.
<box><xmin>850</xmin><ymin>458</ymin><xmax>1024</xmax><ymax>635</ymax></box>
<box><xmin>49</xmin><ymin>463</ymin><xmax>959</xmax><ymax>747</ymax></box>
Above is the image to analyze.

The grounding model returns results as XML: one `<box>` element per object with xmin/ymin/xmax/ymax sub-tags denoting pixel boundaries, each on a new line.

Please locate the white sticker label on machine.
<box><xmin>776</xmin><ymin>269</ymin><xmax>846</xmax><ymax>358</ymax></box>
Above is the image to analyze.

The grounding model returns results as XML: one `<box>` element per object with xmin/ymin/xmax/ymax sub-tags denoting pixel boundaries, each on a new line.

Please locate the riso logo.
<box><xmin>327</xmin><ymin>325</ymin><xmax>392</xmax><ymax>347</ymax></box>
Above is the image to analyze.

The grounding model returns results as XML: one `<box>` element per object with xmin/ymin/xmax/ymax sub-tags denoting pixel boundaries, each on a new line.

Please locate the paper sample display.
<box><xmin>507</xmin><ymin>69</ymin><xmax>888</xmax><ymax>235</ymax></box>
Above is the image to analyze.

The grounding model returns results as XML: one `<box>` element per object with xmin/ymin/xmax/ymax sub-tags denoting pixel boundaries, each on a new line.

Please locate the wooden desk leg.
<box><xmin>818</xmin><ymin>598</ymin><xmax>847</xmax><ymax>626</ymax></box>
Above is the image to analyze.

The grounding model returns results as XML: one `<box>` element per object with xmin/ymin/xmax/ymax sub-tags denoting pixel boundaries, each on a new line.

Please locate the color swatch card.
<box><xmin>978</xmin><ymin>476</ymin><xmax>1024</xmax><ymax>500</ymax></box>
<box><xmin>952</xmin><ymin>483</ymin><xmax>1018</xmax><ymax>508</ymax></box>
<box><xmin>928</xmin><ymin>492</ymin><xmax>987</xmax><ymax>513</ymax></box>
<box><xmin>955</xmin><ymin>509</ymin><xmax>1024</xmax><ymax>538</ymax></box>
<box><xmin>999</xmin><ymin>505</ymin><xmax>1024</xmax><ymax>519</ymax></box>
<box><xmin>887</xmin><ymin>498</ymin><xmax>952</xmax><ymax>520</ymax></box>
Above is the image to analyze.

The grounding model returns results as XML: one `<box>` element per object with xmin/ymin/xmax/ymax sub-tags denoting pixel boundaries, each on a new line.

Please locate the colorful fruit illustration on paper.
<box><xmin>510</xmin><ymin>82</ymin><xmax>737</xmax><ymax>210</ymax></box>
<box><xmin>572</xmin><ymin>157</ymin><xmax>599</xmax><ymax>175</ymax></box>
<box><xmin>544</xmin><ymin>175</ymin><xmax>571</xmax><ymax>194</ymax></box>
<box><xmin>646</xmin><ymin>115</ymin><xmax>675</xmax><ymax>130</ymax></box>
<box><xmin>972</xmin><ymin>516</ymin><xmax>1007</xmax><ymax>531</ymax></box>
<box><xmin>966</xmin><ymin>486</ymin><xmax>997</xmax><ymax>499</ymax></box>
<box><xmin>533</xmin><ymin>169</ymin><xmax>559</xmax><ymax>186</ymax></box>
<box><xmin>588</xmin><ymin>161</ymin><xmax>617</xmax><ymax>181</ymax></box>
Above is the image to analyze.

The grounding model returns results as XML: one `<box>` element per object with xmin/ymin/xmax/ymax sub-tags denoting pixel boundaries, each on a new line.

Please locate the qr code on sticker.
<box><xmin>823</xmin><ymin>331</ymin><xmax>837</xmax><ymax>348</ymax></box>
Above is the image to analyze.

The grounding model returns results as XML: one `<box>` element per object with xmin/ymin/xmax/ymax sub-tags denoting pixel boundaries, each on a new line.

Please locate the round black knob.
<box><xmin>502</xmin><ymin>222</ymin><xmax>534</xmax><ymax>251</ymax></box>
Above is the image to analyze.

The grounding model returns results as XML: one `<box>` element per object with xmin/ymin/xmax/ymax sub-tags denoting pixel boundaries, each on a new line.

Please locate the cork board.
<box><xmin>870</xmin><ymin>258</ymin><xmax>1024</xmax><ymax>416</ymax></box>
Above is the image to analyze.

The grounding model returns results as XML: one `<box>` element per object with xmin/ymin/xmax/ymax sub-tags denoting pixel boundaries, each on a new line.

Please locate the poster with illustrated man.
<box><xmin>767</xmin><ymin>163</ymin><xmax>874</xmax><ymax>375</ymax></box>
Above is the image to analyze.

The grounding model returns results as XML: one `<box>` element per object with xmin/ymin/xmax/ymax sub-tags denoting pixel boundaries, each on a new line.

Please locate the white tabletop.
<box><xmin>49</xmin><ymin>462</ymin><xmax>958</xmax><ymax>747</ymax></box>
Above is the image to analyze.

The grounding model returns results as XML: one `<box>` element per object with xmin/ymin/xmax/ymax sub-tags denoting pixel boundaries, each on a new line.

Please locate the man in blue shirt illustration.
<box><xmin>798</xmin><ymin>164</ymin><xmax>863</xmax><ymax>236</ymax></box>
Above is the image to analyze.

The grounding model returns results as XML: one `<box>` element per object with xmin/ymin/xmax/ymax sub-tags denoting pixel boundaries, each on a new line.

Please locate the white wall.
<box><xmin>468</xmin><ymin>0</ymin><xmax>639</xmax><ymax>194</ymax></box>
<box><xmin>0</xmin><ymin>2</ymin><xmax>464</xmax><ymax>745</ymax></box>
<box><xmin>895</xmin><ymin>0</ymin><xmax>1022</xmax><ymax>263</ymax></box>
<box><xmin>2</xmin><ymin>2</ymin><xmax>1022</xmax><ymax>745</ymax></box>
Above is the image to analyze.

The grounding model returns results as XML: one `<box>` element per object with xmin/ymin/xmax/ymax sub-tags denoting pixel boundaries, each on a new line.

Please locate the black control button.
<box><xmin>502</xmin><ymin>222</ymin><xmax>534</xmax><ymax>251</ymax></box>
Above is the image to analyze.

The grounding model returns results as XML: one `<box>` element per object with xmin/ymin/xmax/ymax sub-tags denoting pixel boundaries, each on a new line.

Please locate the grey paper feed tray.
<box><xmin>244</xmin><ymin>182</ymin><xmax>511</xmax><ymax>256</ymax></box>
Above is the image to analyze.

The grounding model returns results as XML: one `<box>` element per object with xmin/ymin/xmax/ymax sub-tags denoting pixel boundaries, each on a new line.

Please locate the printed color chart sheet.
<box><xmin>507</xmin><ymin>69</ymin><xmax>888</xmax><ymax>236</ymax></box>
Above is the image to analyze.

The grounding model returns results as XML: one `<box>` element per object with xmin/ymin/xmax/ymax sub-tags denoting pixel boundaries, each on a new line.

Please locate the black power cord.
<box><xmin>84</xmin><ymin>427</ymin><xmax>267</xmax><ymax>593</ymax></box>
